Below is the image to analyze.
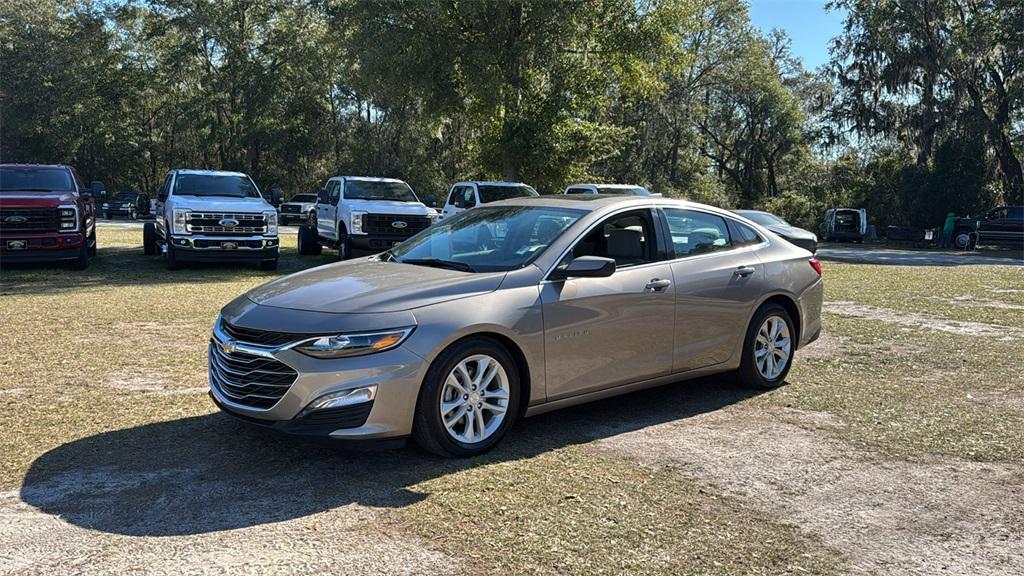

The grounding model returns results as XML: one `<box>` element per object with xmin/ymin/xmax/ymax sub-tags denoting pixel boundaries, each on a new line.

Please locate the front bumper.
<box><xmin>207</xmin><ymin>317</ymin><xmax>427</xmax><ymax>440</ymax></box>
<box><xmin>169</xmin><ymin>236</ymin><xmax>279</xmax><ymax>262</ymax></box>
<box><xmin>349</xmin><ymin>234</ymin><xmax>416</xmax><ymax>252</ymax></box>
<box><xmin>0</xmin><ymin>233</ymin><xmax>85</xmax><ymax>263</ymax></box>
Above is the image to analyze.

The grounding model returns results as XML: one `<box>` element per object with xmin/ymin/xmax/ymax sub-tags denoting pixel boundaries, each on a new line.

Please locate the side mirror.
<box><xmin>317</xmin><ymin>189</ymin><xmax>328</xmax><ymax>203</ymax></box>
<box><xmin>270</xmin><ymin>187</ymin><xmax>284</xmax><ymax>206</ymax></box>
<box><xmin>426</xmin><ymin>198</ymin><xmax>438</xmax><ymax>208</ymax></box>
<box><xmin>550</xmin><ymin>256</ymin><xmax>616</xmax><ymax>281</ymax></box>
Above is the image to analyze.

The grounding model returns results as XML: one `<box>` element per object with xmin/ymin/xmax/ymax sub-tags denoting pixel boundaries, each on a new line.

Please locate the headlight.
<box><xmin>263</xmin><ymin>210</ymin><xmax>278</xmax><ymax>235</ymax></box>
<box><xmin>172</xmin><ymin>209</ymin><xmax>191</xmax><ymax>235</ymax></box>
<box><xmin>350</xmin><ymin>211</ymin><xmax>366</xmax><ymax>235</ymax></box>
<box><xmin>294</xmin><ymin>327</ymin><xmax>413</xmax><ymax>359</ymax></box>
<box><xmin>58</xmin><ymin>206</ymin><xmax>78</xmax><ymax>231</ymax></box>
<box><xmin>102</xmin><ymin>203</ymin><xmax>110</xmax><ymax>209</ymax></box>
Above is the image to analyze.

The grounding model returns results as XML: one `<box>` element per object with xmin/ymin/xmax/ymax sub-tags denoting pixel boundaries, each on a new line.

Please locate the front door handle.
<box><xmin>734</xmin><ymin>266</ymin><xmax>756</xmax><ymax>277</ymax></box>
<box><xmin>645</xmin><ymin>278</ymin><xmax>672</xmax><ymax>292</ymax></box>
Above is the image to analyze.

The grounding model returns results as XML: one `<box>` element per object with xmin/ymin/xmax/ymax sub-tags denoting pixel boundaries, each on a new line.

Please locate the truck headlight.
<box><xmin>102</xmin><ymin>203</ymin><xmax>110</xmax><ymax>209</ymax></box>
<box><xmin>350</xmin><ymin>211</ymin><xmax>366</xmax><ymax>235</ymax></box>
<box><xmin>58</xmin><ymin>206</ymin><xmax>79</xmax><ymax>231</ymax></box>
<box><xmin>293</xmin><ymin>327</ymin><xmax>413</xmax><ymax>359</ymax></box>
<box><xmin>263</xmin><ymin>210</ymin><xmax>278</xmax><ymax>235</ymax></box>
<box><xmin>172</xmin><ymin>209</ymin><xmax>191</xmax><ymax>235</ymax></box>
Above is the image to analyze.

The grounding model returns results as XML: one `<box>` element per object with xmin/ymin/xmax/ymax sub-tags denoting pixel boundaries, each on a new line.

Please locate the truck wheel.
<box><xmin>260</xmin><ymin>258</ymin><xmax>278</xmax><ymax>271</ymax></box>
<box><xmin>68</xmin><ymin>239</ymin><xmax>90</xmax><ymax>270</ymax></box>
<box><xmin>337</xmin><ymin>228</ymin><xmax>352</xmax><ymax>260</ymax></box>
<box><xmin>297</xmin><ymin>224</ymin><xmax>321</xmax><ymax>255</ymax></box>
<box><xmin>954</xmin><ymin>229</ymin><xmax>973</xmax><ymax>250</ymax></box>
<box><xmin>143</xmin><ymin>222</ymin><xmax>158</xmax><ymax>255</ymax></box>
<box><xmin>165</xmin><ymin>244</ymin><xmax>184</xmax><ymax>270</ymax></box>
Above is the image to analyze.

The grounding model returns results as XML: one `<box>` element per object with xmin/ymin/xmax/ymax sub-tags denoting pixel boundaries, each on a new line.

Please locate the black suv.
<box><xmin>953</xmin><ymin>206</ymin><xmax>1024</xmax><ymax>250</ymax></box>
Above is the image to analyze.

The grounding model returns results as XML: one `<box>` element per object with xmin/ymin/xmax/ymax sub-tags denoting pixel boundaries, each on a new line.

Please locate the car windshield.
<box><xmin>741</xmin><ymin>211</ymin><xmax>789</xmax><ymax>227</ymax></box>
<box><xmin>595</xmin><ymin>186</ymin><xmax>650</xmax><ymax>196</ymax></box>
<box><xmin>389</xmin><ymin>205</ymin><xmax>584</xmax><ymax>272</ymax></box>
<box><xmin>0</xmin><ymin>167</ymin><xmax>74</xmax><ymax>192</ymax></box>
<box><xmin>114</xmin><ymin>192</ymin><xmax>136</xmax><ymax>201</ymax></box>
<box><xmin>173</xmin><ymin>174</ymin><xmax>260</xmax><ymax>198</ymax></box>
<box><xmin>346</xmin><ymin>180</ymin><xmax>418</xmax><ymax>202</ymax></box>
<box><xmin>477</xmin><ymin>184</ymin><xmax>539</xmax><ymax>203</ymax></box>
<box><xmin>290</xmin><ymin>194</ymin><xmax>317</xmax><ymax>203</ymax></box>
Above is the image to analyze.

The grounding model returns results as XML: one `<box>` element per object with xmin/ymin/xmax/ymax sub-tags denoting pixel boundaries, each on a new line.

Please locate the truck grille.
<box><xmin>281</xmin><ymin>204</ymin><xmax>300</xmax><ymax>213</ymax></box>
<box><xmin>187</xmin><ymin>212</ymin><xmax>266</xmax><ymax>236</ymax></box>
<box><xmin>0</xmin><ymin>207</ymin><xmax>59</xmax><ymax>232</ymax></box>
<box><xmin>221</xmin><ymin>321</ymin><xmax>315</xmax><ymax>347</ymax></box>
<box><xmin>208</xmin><ymin>341</ymin><xmax>298</xmax><ymax>409</ymax></box>
<box><xmin>363</xmin><ymin>214</ymin><xmax>431</xmax><ymax>237</ymax></box>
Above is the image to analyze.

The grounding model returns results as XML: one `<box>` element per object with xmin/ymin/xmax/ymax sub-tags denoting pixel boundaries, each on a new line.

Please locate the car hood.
<box><xmin>247</xmin><ymin>259</ymin><xmax>506</xmax><ymax>313</ymax></box>
<box><xmin>768</xmin><ymin>224</ymin><xmax>816</xmax><ymax>240</ymax></box>
<box><xmin>342</xmin><ymin>199</ymin><xmax>430</xmax><ymax>214</ymax></box>
<box><xmin>169</xmin><ymin>196</ymin><xmax>272</xmax><ymax>212</ymax></box>
<box><xmin>0</xmin><ymin>192</ymin><xmax>78</xmax><ymax>207</ymax></box>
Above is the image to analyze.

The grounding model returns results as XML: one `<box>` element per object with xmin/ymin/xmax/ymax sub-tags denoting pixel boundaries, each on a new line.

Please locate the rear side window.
<box><xmin>663</xmin><ymin>208</ymin><xmax>732</xmax><ymax>257</ymax></box>
<box><xmin>731</xmin><ymin>221</ymin><xmax>763</xmax><ymax>246</ymax></box>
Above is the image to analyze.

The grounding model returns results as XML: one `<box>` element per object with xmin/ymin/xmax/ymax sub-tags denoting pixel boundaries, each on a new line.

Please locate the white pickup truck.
<box><xmin>297</xmin><ymin>176</ymin><xmax>438</xmax><ymax>259</ymax></box>
<box><xmin>143</xmin><ymin>169</ymin><xmax>281</xmax><ymax>270</ymax></box>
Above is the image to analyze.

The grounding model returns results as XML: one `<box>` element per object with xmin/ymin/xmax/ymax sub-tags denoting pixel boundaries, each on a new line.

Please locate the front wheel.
<box><xmin>413</xmin><ymin>338</ymin><xmax>520</xmax><ymax>457</ymax></box>
<box><xmin>736</xmin><ymin>304</ymin><xmax>795</xmax><ymax>389</ymax></box>
<box><xmin>337</xmin><ymin>228</ymin><xmax>352</xmax><ymax>260</ymax></box>
<box><xmin>143</xmin><ymin>222</ymin><xmax>157</xmax><ymax>255</ymax></box>
<box><xmin>953</xmin><ymin>230</ymin><xmax>973</xmax><ymax>250</ymax></box>
<box><xmin>165</xmin><ymin>243</ymin><xmax>183</xmax><ymax>270</ymax></box>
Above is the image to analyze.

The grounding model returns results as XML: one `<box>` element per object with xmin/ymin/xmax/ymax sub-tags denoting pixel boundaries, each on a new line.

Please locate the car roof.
<box><xmin>485</xmin><ymin>194</ymin><xmax>732</xmax><ymax>215</ymax></box>
<box><xmin>336</xmin><ymin>176</ymin><xmax>408</xmax><ymax>183</ymax></box>
<box><xmin>0</xmin><ymin>163</ymin><xmax>71</xmax><ymax>170</ymax></box>
<box><xmin>732</xmin><ymin>209</ymin><xmax>767</xmax><ymax>215</ymax></box>
<box><xmin>568</xmin><ymin>183</ymin><xmax>645</xmax><ymax>189</ymax></box>
<box><xmin>455</xmin><ymin>181</ymin><xmax>532</xmax><ymax>186</ymax></box>
<box><xmin>172</xmin><ymin>169</ymin><xmax>249</xmax><ymax>177</ymax></box>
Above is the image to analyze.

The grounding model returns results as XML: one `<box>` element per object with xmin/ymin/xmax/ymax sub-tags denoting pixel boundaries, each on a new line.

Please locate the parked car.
<box><xmin>733</xmin><ymin>210</ymin><xmax>817</xmax><ymax>253</ymax></box>
<box><xmin>143</xmin><ymin>169</ymin><xmax>281</xmax><ymax>271</ymax></box>
<box><xmin>299</xmin><ymin>176</ymin><xmax>438</xmax><ymax>259</ymax></box>
<box><xmin>102</xmin><ymin>191</ymin><xmax>150</xmax><ymax>220</ymax></box>
<box><xmin>820</xmin><ymin>208</ymin><xmax>867</xmax><ymax>242</ymax></box>
<box><xmin>952</xmin><ymin>206</ymin><xmax>1024</xmax><ymax>250</ymax></box>
<box><xmin>0</xmin><ymin>163</ymin><xmax>101</xmax><ymax>269</ymax></box>
<box><xmin>563</xmin><ymin>183</ymin><xmax>653</xmax><ymax>196</ymax></box>
<box><xmin>440</xmin><ymin>181</ymin><xmax>538</xmax><ymax>220</ymax></box>
<box><xmin>279</xmin><ymin>192</ymin><xmax>318</xmax><ymax>226</ymax></box>
<box><xmin>209</xmin><ymin>195</ymin><xmax>823</xmax><ymax>456</ymax></box>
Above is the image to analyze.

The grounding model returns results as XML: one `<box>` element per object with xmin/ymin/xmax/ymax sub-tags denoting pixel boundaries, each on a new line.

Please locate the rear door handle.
<box><xmin>645</xmin><ymin>278</ymin><xmax>672</xmax><ymax>292</ymax></box>
<box><xmin>734</xmin><ymin>266</ymin><xmax>756</xmax><ymax>277</ymax></box>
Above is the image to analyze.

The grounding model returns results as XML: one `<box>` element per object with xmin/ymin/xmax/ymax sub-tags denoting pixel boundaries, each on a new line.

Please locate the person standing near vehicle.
<box><xmin>942</xmin><ymin>212</ymin><xmax>956</xmax><ymax>248</ymax></box>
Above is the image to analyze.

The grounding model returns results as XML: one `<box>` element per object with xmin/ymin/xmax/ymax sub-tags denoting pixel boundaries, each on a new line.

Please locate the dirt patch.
<box><xmin>927</xmin><ymin>295</ymin><xmax>1024</xmax><ymax>311</ymax></box>
<box><xmin>826</xmin><ymin>300</ymin><xmax>1024</xmax><ymax>340</ymax></box>
<box><xmin>104</xmin><ymin>372</ymin><xmax>207</xmax><ymax>396</ymax></box>
<box><xmin>595</xmin><ymin>406</ymin><xmax>1024</xmax><ymax>576</ymax></box>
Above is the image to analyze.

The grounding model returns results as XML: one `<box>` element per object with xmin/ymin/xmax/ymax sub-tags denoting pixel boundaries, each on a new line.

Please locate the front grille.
<box><xmin>0</xmin><ymin>207</ymin><xmax>60</xmax><ymax>232</ymax></box>
<box><xmin>187</xmin><ymin>212</ymin><xmax>266</xmax><ymax>236</ymax></box>
<box><xmin>363</xmin><ymin>214</ymin><xmax>431</xmax><ymax>237</ymax></box>
<box><xmin>281</xmin><ymin>205</ymin><xmax>300</xmax><ymax>213</ymax></box>
<box><xmin>193</xmin><ymin>239</ymin><xmax>264</xmax><ymax>249</ymax></box>
<box><xmin>221</xmin><ymin>321</ymin><xmax>315</xmax><ymax>347</ymax></box>
<box><xmin>209</xmin><ymin>342</ymin><xmax>298</xmax><ymax>409</ymax></box>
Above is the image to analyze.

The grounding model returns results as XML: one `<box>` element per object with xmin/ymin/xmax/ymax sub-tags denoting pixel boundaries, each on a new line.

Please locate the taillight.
<box><xmin>809</xmin><ymin>258</ymin><xmax>823</xmax><ymax>277</ymax></box>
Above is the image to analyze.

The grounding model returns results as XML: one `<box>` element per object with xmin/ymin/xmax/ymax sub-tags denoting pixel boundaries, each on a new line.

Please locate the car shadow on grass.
<box><xmin>20</xmin><ymin>376</ymin><xmax>762</xmax><ymax>536</ymax></box>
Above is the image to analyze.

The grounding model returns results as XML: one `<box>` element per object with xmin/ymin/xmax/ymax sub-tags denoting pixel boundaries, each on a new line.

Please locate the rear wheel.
<box><xmin>736</xmin><ymin>303</ymin><xmax>795</xmax><ymax>389</ymax></box>
<box><xmin>143</xmin><ymin>222</ymin><xmax>157</xmax><ymax>255</ymax></box>
<box><xmin>413</xmin><ymin>337</ymin><xmax>520</xmax><ymax>457</ymax></box>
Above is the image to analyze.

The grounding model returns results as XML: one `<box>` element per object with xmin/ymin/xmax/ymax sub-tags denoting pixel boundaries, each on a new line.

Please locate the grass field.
<box><xmin>1</xmin><ymin>225</ymin><xmax>1021</xmax><ymax>575</ymax></box>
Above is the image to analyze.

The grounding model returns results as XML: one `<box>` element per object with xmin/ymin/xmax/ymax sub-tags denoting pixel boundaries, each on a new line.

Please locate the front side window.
<box><xmin>569</xmin><ymin>210</ymin><xmax>656</xmax><ymax>268</ymax></box>
<box><xmin>478</xmin><ymin>184</ymin><xmax>538</xmax><ymax>203</ymax></box>
<box><xmin>327</xmin><ymin>180</ymin><xmax>341</xmax><ymax>203</ymax></box>
<box><xmin>345</xmin><ymin>180</ymin><xmax>418</xmax><ymax>202</ymax></box>
<box><xmin>0</xmin><ymin>167</ymin><xmax>74</xmax><ymax>192</ymax></box>
<box><xmin>390</xmin><ymin>205</ymin><xmax>583</xmax><ymax>272</ymax></box>
<box><xmin>173</xmin><ymin>174</ymin><xmax>260</xmax><ymax>198</ymax></box>
<box><xmin>663</xmin><ymin>208</ymin><xmax>732</xmax><ymax>257</ymax></box>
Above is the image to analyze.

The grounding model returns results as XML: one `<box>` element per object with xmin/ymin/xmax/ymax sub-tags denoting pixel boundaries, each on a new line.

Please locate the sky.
<box><xmin>748</xmin><ymin>0</ymin><xmax>847</xmax><ymax>70</ymax></box>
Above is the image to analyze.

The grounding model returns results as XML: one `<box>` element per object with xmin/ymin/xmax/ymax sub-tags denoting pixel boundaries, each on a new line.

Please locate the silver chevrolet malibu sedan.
<box><xmin>209</xmin><ymin>195</ymin><xmax>823</xmax><ymax>456</ymax></box>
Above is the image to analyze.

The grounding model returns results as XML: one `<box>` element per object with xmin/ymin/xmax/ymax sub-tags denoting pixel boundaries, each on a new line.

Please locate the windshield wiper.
<box><xmin>400</xmin><ymin>258</ymin><xmax>475</xmax><ymax>272</ymax></box>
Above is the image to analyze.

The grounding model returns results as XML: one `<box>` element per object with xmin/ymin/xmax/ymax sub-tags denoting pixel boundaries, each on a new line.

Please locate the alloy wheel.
<box><xmin>754</xmin><ymin>316</ymin><xmax>791</xmax><ymax>381</ymax></box>
<box><xmin>440</xmin><ymin>354</ymin><xmax>510</xmax><ymax>444</ymax></box>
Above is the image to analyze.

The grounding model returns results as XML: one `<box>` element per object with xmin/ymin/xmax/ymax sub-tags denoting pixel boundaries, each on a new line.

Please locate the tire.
<box><xmin>953</xmin><ymin>229</ymin><xmax>973</xmax><ymax>250</ymax></box>
<box><xmin>412</xmin><ymin>337</ymin><xmax>521</xmax><ymax>457</ymax></box>
<box><xmin>88</xmin><ymin>229</ymin><xmax>97</xmax><ymax>257</ymax></box>
<box><xmin>736</xmin><ymin>303</ymin><xmax>795</xmax><ymax>389</ymax></box>
<box><xmin>260</xmin><ymin>258</ymin><xmax>278</xmax><ymax>271</ymax></box>
<box><xmin>129</xmin><ymin>207</ymin><xmax>136</xmax><ymax>220</ymax></box>
<box><xmin>337</xmin><ymin>226</ymin><xmax>352</xmax><ymax>260</ymax></box>
<box><xmin>165</xmin><ymin>243</ymin><xmax>183</xmax><ymax>270</ymax></box>
<box><xmin>68</xmin><ymin>238</ymin><xmax>90</xmax><ymax>270</ymax></box>
<box><xmin>143</xmin><ymin>222</ymin><xmax>157</xmax><ymax>255</ymax></box>
<box><xmin>297</xmin><ymin>224</ymin><xmax>322</xmax><ymax>255</ymax></box>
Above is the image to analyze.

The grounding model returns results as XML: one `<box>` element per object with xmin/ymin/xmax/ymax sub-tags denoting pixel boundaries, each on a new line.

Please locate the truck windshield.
<box><xmin>173</xmin><ymin>174</ymin><xmax>260</xmax><ymax>198</ymax></box>
<box><xmin>477</xmin><ymin>184</ymin><xmax>539</xmax><ymax>203</ymax></box>
<box><xmin>114</xmin><ymin>192</ymin><xmax>137</xmax><ymax>201</ymax></box>
<box><xmin>389</xmin><ymin>205</ymin><xmax>583</xmax><ymax>272</ymax></box>
<box><xmin>0</xmin><ymin>167</ymin><xmax>74</xmax><ymax>192</ymax></box>
<box><xmin>345</xmin><ymin>180</ymin><xmax>418</xmax><ymax>202</ymax></box>
<box><xmin>290</xmin><ymin>194</ymin><xmax>317</xmax><ymax>203</ymax></box>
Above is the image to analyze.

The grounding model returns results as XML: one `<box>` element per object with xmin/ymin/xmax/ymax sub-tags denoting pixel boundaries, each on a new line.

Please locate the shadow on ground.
<box><xmin>20</xmin><ymin>376</ymin><xmax>760</xmax><ymax>536</ymax></box>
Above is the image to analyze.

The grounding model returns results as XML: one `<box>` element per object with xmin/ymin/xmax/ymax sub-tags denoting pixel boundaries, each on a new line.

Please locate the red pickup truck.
<box><xmin>0</xmin><ymin>164</ymin><xmax>101</xmax><ymax>269</ymax></box>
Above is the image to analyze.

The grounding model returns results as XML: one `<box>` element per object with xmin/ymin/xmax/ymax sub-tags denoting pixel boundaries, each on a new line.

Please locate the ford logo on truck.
<box><xmin>4</xmin><ymin>215</ymin><xmax>28</xmax><ymax>224</ymax></box>
<box><xmin>391</xmin><ymin>220</ymin><xmax>408</xmax><ymax>229</ymax></box>
<box><xmin>218</xmin><ymin>218</ymin><xmax>240</xmax><ymax>227</ymax></box>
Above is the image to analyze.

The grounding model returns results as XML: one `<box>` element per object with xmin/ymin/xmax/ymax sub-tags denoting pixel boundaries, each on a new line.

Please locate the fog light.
<box><xmin>299</xmin><ymin>385</ymin><xmax>377</xmax><ymax>417</ymax></box>
<box><xmin>64</xmin><ymin>237</ymin><xmax>75</xmax><ymax>244</ymax></box>
<box><xmin>176</xmin><ymin>238</ymin><xmax>190</xmax><ymax>247</ymax></box>
<box><xmin>265</xmin><ymin>238</ymin><xmax>278</xmax><ymax>247</ymax></box>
